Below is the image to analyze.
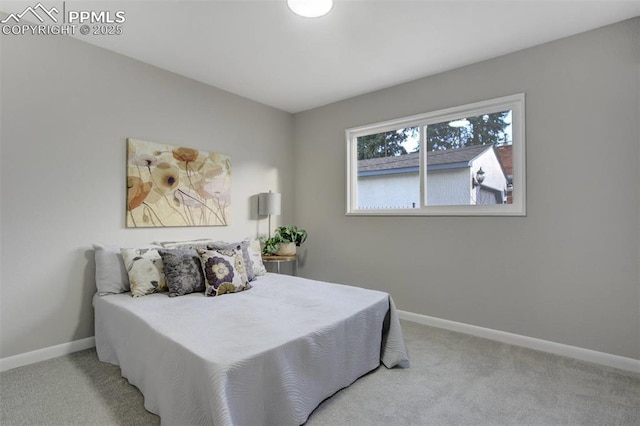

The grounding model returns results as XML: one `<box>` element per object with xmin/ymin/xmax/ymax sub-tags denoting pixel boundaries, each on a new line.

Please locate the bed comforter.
<box><xmin>94</xmin><ymin>273</ymin><xmax>409</xmax><ymax>425</ymax></box>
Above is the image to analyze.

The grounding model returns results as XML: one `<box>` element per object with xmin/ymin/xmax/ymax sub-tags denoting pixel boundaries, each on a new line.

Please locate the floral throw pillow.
<box><xmin>158</xmin><ymin>249</ymin><xmax>206</xmax><ymax>297</ymax></box>
<box><xmin>206</xmin><ymin>240</ymin><xmax>255</xmax><ymax>281</ymax></box>
<box><xmin>197</xmin><ymin>248</ymin><xmax>251</xmax><ymax>297</ymax></box>
<box><xmin>120</xmin><ymin>248</ymin><xmax>168</xmax><ymax>297</ymax></box>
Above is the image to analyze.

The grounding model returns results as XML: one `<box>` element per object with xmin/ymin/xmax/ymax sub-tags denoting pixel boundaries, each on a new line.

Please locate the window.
<box><xmin>346</xmin><ymin>94</ymin><xmax>525</xmax><ymax>216</ymax></box>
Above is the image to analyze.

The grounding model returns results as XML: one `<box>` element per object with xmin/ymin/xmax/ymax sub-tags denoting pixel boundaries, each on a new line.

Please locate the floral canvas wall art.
<box><xmin>126</xmin><ymin>138</ymin><xmax>231</xmax><ymax>227</ymax></box>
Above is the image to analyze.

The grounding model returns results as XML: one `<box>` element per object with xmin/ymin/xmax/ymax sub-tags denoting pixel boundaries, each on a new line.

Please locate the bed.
<box><xmin>94</xmin><ymin>272</ymin><xmax>409</xmax><ymax>425</ymax></box>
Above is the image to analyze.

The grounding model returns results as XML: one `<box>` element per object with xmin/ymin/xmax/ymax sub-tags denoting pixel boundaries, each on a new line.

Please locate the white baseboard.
<box><xmin>397</xmin><ymin>310</ymin><xmax>640</xmax><ymax>374</ymax></box>
<box><xmin>0</xmin><ymin>337</ymin><xmax>96</xmax><ymax>372</ymax></box>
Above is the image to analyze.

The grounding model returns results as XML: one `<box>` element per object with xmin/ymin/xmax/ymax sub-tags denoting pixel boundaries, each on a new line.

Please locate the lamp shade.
<box><xmin>258</xmin><ymin>192</ymin><xmax>281</xmax><ymax>216</ymax></box>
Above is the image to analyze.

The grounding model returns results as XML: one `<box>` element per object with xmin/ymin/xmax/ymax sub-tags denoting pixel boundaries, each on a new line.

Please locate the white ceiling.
<box><xmin>5</xmin><ymin>0</ymin><xmax>640</xmax><ymax>113</ymax></box>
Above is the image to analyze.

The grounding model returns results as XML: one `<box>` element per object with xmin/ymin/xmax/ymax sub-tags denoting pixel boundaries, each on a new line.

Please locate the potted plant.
<box><xmin>262</xmin><ymin>226</ymin><xmax>308</xmax><ymax>256</ymax></box>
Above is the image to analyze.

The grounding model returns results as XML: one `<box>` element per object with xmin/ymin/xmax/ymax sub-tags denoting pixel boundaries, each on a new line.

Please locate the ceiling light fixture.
<box><xmin>287</xmin><ymin>0</ymin><xmax>333</xmax><ymax>18</ymax></box>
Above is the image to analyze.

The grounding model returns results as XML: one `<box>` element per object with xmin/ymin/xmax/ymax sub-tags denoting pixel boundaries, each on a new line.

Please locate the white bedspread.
<box><xmin>94</xmin><ymin>273</ymin><xmax>409</xmax><ymax>425</ymax></box>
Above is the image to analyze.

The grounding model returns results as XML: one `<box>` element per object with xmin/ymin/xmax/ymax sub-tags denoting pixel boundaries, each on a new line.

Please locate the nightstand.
<box><xmin>261</xmin><ymin>254</ymin><xmax>298</xmax><ymax>276</ymax></box>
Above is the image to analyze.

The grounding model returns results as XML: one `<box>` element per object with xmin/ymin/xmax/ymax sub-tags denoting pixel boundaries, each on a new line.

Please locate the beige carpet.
<box><xmin>2</xmin><ymin>321</ymin><xmax>639</xmax><ymax>425</ymax></box>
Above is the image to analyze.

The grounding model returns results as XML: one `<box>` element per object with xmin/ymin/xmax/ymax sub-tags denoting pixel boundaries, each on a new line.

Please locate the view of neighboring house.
<box><xmin>495</xmin><ymin>145</ymin><xmax>514</xmax><ymax>204</ymax></box>
<box><xmin>357</xmin><ymin>144</ymin><xmax>512</xmax><ymax>209</ymax></box>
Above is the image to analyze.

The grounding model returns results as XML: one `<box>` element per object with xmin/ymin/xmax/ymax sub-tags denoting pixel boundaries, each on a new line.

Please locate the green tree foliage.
<box><xmin>426</xmin><ymin>111</ymin><xmax>510</xmax><ymax>151</ymax></box>
<box><xmin>356</xmin><ymin>111</ymin><xmax>510</xmax><ymax>160</ymax></box>
<box><xmin>357</xmin><ymin>127</ymin><xmax>417</xmax><ymax>160</ymax></box>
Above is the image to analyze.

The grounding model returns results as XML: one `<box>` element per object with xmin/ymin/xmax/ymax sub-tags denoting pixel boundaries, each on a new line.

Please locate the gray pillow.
<box><xmin>159</xmin><ymin>239</ymin><xmax>215</xmax><ymax>250</ymax></box>
<box><xmin>158</xmin><ymin>249</ymin><xmax>205</xmax><ymax>297</ymax></box>
<box><xmin>94</xmin><ymin>244</ymin><xmax>130</xmax><ymax>295</ymax></box>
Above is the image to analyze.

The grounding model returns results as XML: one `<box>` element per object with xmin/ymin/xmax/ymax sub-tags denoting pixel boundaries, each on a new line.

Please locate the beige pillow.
<box><xmin>248</xmin><ymin>239</ymin><xmax>267</xmax><ymax>276</ymax></box>
<box><xmin>120</xmin><ymin>248</ymin><xmax>168</xmax><ymax>297</ymax></box>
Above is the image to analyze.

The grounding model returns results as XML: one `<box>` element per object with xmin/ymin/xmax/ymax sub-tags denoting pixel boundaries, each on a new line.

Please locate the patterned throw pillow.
<box><xmin>120</xmin><ymin>248</ymin><xmax>168</xmax><ymax>297</ymax></box>
<box><xmin>158</xmin><ymin>249</ymin><xmax>206</xmax><ymax>297</ymax></box>
<box><xmin>206</xmin><ymin>240</ymin><xmax>255</xmax><ymax>281</ymax></box>
<box><xmin>197</xmin><ymin>248</ymin><xmax>251</xmax><ymax>297</ymax></box>
<box><xmin>248</xmin><ymin>239</ymin><xmax>267</xmax><ymax>276</ymax></box>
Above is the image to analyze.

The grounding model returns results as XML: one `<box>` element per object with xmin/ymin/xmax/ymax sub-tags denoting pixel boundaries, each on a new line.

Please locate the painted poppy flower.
<box><xmin>129</xmin><ymin>153</ymin><xmax>158</xmax><ymax>168</ymax></box>
<box><xmin>127</xmin><ymin>177</ymin><xmax>152</xmax><ymax>210</ymax></box>
<box><xmin>172</xmin><ymin>147</ymin><xmax>199</xmax><ymax>163</ymax></box>
<box><xmin>151</xmin><ymin>163</ymin><xmax>179</xmax><ymax>194</ymax></box>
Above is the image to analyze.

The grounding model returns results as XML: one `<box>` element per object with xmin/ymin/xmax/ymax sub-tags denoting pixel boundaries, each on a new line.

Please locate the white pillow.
<box><xmin>120</xmin><ymin>248</ymin><xmax>168</xmax><ymax>297</ymax></box>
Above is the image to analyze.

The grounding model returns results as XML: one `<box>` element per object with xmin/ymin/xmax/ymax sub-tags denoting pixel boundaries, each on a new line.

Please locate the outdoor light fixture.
<box><xmin>287</xmin><ymin>0</ymin><xmax>333</xmax><ymax>17</ymax></box>
<box><xmin>258</xmin><ymin>191</ymin><xmax>281</xmax><ymax>237</ymax></box>
<box><xmin>472</xmin><ymin>167</ymin><xmax>486</xmax><ymax>188</ymax></box>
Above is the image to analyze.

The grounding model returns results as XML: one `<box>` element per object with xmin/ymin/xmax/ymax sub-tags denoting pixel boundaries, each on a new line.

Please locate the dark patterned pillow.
<box><xmin>157</xmin><ymin>249</ymin><xmax>205</xmax><ymax>297</ymax></box>
<box><xmin>197</xmin><ymin>248</ymin><xmax>251</xmax><ymax>297</ymax></box>
<box><xmin>206</xmin><ymin>240</ymin><xmax>255</xmax><ymax>281</ymax></box>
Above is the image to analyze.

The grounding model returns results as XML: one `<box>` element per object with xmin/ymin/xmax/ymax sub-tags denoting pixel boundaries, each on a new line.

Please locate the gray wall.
<box><xmin>2</xmin><ymin>18</ymin><xmax>638</xmax><ymax>362</ymax></box>
<box><xmin>293</xmin><ymin>18</ymin><xmax>640</xmax><ymax>359</ymax></box>
<box><xmin>0</xmin><ymin>32</ymin><xmax>294</xmax><ymax>358</ymax></box>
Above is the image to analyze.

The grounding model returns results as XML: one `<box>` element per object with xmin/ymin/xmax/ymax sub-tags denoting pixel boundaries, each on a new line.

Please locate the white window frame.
<box><xmin>346</xmin><ymin>93</ymin><xmax>526</xmax><ymax>216</ymax></box>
